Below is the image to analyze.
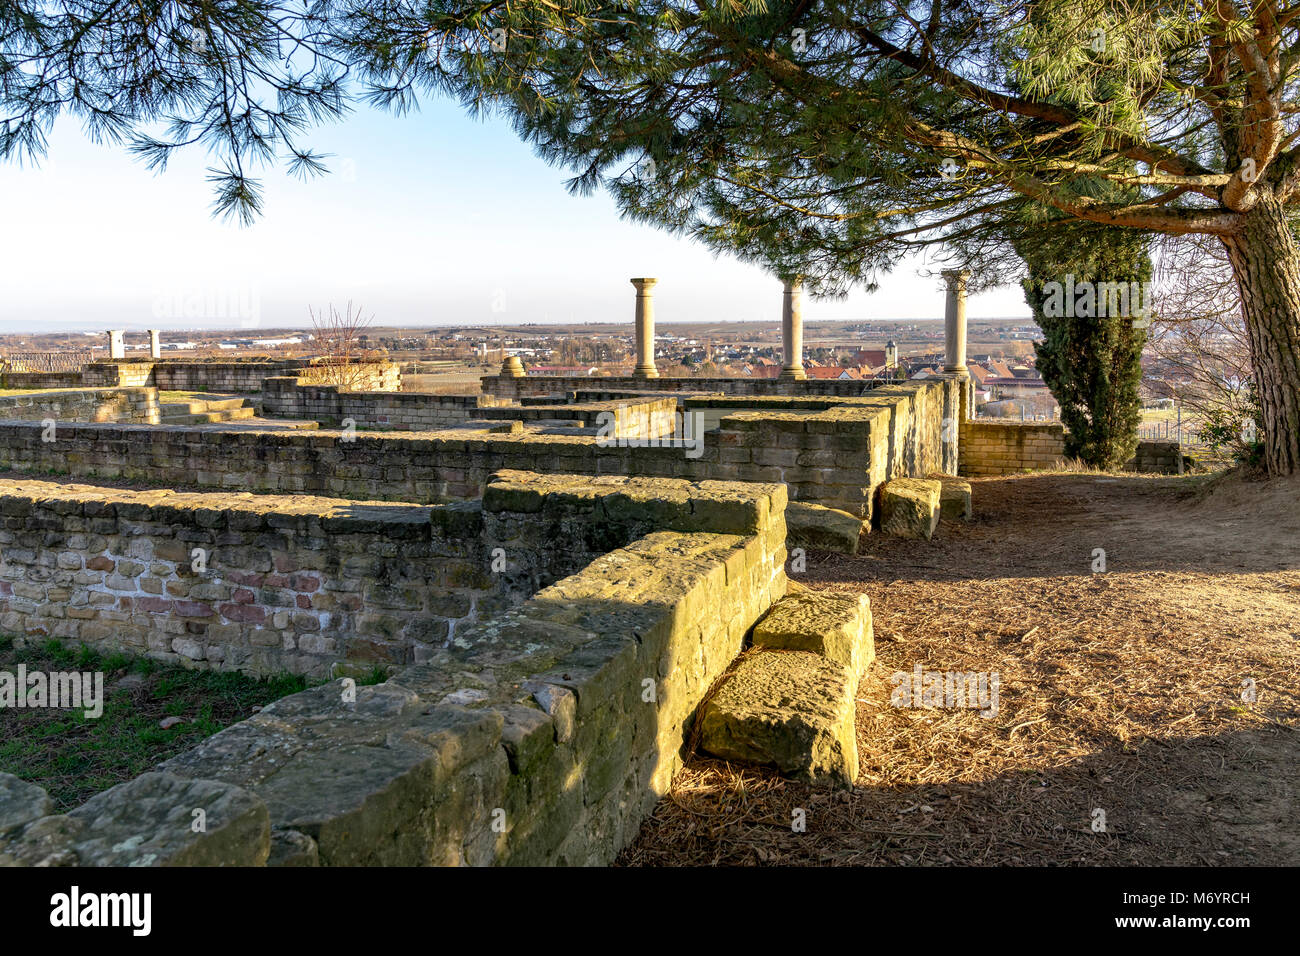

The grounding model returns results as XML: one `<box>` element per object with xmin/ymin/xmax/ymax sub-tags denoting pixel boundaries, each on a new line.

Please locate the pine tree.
<box><xmin>9</xmin><ymin>3</ymin><xmax>1300</xmax><ymax>472</ymax></box>
<box><xmin>1015</xmin><ymin>223</ymin><xmax>1149</xmax><ymax>469</ymax></box>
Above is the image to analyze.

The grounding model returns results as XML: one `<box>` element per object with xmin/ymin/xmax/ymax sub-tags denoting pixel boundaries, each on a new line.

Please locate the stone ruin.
<box><xmin>0</xmin><ymin>280</ymin><xmax>1071</xmax><ymax>866</ymax></box>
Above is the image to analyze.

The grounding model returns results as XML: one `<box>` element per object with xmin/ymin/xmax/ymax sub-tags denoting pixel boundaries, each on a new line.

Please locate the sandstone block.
<box><xmin>784</xmin><ymin>500</ymin><xmax>866</xmax><ymax>554</ymax></box>
<box><xmin>929</xmin><ymin>474</ymin><xmax>973</xmax><ymax>521</ymax></box>
<box><xmin>753</xmin><ymin>591</ymin><xmax>873</xmax><ymax>681</ymax></box>
<box><xmin>880</xmin><ymin>478</ymin><xmax>941</xmax><ymax>539</ymax></box>
<box><xmin>700</xmin><ymin>650</ymin><xmax>858</xmax><ymax>787</ymax></box>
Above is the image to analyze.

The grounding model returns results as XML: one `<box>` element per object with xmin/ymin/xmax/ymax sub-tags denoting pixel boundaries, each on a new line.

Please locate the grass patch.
<box><xmin>0</xmin><ymin>635</ymin><xmax>314</xmax><ymax>812</ymax></box>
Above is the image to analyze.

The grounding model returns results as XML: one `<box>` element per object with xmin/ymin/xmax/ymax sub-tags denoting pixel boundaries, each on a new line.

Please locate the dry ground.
<box><xmin>620</xmin><ymin>471</ymin><xmax>1300</xmax><ymax>866</ymax></box>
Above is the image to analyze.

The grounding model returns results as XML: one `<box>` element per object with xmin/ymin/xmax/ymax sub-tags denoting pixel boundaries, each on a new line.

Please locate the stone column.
<box><xmin>500</xmin><ymin>355</ymin><xmax>525</xmax><ymax>377</ymax></box>
<box><xmin>779</xmin><ymin>275</ymin><xmax>807</xmax><ymax>381</ymax></box>
<box><xmin>631</xmin><ymin>278</ymin><xmax>659</xmax><ymax>379</ymax></box>
<box><xmin>942</xmin><ymin>268</ymin><xmax>973</xmax><ymax>419</ymax></box>
<box><xmin>942</xmin><ymin>269</ymin><xmax>971</xmax><ymax>377</ymax></box>
<box><xmin>148</xmin><ymin>329</ymin><xmax>161</xmax><ymax>359</ymax></box>
<box><xmin>106</xmin><ymin>330</ymin><xmax>125</xmax><ymax>360</ymax></box>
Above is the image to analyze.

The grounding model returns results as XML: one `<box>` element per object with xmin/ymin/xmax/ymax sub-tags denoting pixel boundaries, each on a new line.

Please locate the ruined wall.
<box><xmin>1</xmin><ymin>372</ymin><xmax>84</xmax><ymax>389</ymax></box>
<box><xmin>483</xmin><ymin>372</ymin><xmax>902</xmax><ymax>400</ymax></box>
<box><xmin>0</xmin><ymin>378</ymin><xmax>959</xmax><ymax>518</ymax></box>
<box><xmin>77</xmin><ymin>360</ymin><xmax>401</xmax><ymax>393</ymax></box>
<box><xmin>261</xmin><ymin>380</ymin><xmax>677</xmax><ymax>437</ymax></box>
<box><xmin>1130</xmin><ymin>439</ymin><xmax>1188</xmax><ymax>474</ymax></box>
<box><xmin>959</xmin><ymin>420</ymin><xmax>1067</xmax><ymax>476</ymax></box>
<box><xmin>0</xmin><ymin>387</ymin><xmax>158</xmax><ymax>425</ymax></box>
<box><xmin>0</xmin><ymin>481</ymin><xmax>500</xmax><ymax>677</ymax></box>
<box><xmin>262</xmin><ymin>379</ymin><xmax>506</xmax><ymax>427</ymax></box>
<box><xmin>0</xmin><ymin>473</ymin><xmax>788</xmax><ymax>867</ymax></box>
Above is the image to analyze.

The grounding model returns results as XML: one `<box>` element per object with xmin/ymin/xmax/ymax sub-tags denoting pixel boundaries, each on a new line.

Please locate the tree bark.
<box><xmin>1220</xmin><ymin>192</ymin><xmax>1300</xmax><ymax>475</ymax></box>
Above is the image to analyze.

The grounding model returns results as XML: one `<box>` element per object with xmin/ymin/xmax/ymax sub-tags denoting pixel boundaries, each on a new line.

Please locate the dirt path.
<box><xmin>621</xmin><ymin>473</ymin><xmax>1300</xmax><ymax>866</ymax></box>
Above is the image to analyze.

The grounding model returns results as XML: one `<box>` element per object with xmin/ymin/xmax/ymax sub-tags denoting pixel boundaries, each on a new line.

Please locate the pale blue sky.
<box><xmin>0</xmin><ymin>97</ymin><xmax>1028</xmax><ymax>332</ymax></box>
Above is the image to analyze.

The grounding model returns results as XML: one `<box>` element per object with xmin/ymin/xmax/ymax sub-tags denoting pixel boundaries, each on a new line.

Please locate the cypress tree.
<box><xmin>1016</xmin><ymin>224</ymin><xmax>1150</xmax><ymax>470</ymax></box>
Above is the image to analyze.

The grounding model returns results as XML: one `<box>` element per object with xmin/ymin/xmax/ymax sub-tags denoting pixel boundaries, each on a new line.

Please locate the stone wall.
<box><xmin>959</xmin><ymin>420</ymin><xmax>1066</xmax><ymax>476</ymax></box>
<box><xmin>1</xmin><ymin>371</ymin><xmax>84</xmax><ymax>390</ymax></box>
<box><xmin>262</xmin><ymin>380</ymin><xmax>678</xmax><ymax>437</ymax></box>
<box><xmin>76</xmin><ymin>360</ymin><xmax>401</xmax><ymax>393</ymax></box>
<box><xmin>262</xmin><ymin>379</ymin><xmax>507</xmax><ymax>427</ymax></box>
<box><xmin>0</xmin><ymin>472</ymin><xmax>789</xmax><ymax>866</ymax></box>
<box><xmin>0</xmin><ymin>387</ymin><xmax>158</xmax><ymax>425</ymax></box>
<box><xmin>0</xmin><ymin>378</ymin><xmax>960</xmax><ymax>518</ymax></box>
<box><xmin>0</xmin><ymin>480</ymin><xmax>501</xmax><ymax>677</ymax></box>
<box><xmin>1130</xmin><ymin>440</ymin><xmax>1189</xmax><ymax>474</ymax></box>
<box><xmin>483</xmin><ymin>373</ymin><xmax>903</xmax><ymax>400</ymax></box>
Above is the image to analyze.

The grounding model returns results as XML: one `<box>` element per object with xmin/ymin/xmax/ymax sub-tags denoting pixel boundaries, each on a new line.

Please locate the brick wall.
<box><xmin>0</xmin><ymin>387</ymin><xmax>158</xmax><ymax>425</ymax></box>
<box><xmin>959</xmin><ymin>420</ymin><xmax>1066</xmax><ymax>476</ymax></box>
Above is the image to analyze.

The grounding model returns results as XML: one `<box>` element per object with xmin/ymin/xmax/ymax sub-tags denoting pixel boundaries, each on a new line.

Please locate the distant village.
<box><xmin>0</xmin><ymin>317</ymin><xmax>1170</xmax><ymax>422</ymax></box>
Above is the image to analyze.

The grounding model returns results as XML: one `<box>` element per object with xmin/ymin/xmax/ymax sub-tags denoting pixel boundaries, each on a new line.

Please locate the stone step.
<box><xmin>699</xmin><ymin>591</ymin><xmax>873</xmax><ymax>788</ymax></box>
<box><xmin>700</xmin><ymin>650</ymin><xmax>860</xmax><ymax>787</ymax></box>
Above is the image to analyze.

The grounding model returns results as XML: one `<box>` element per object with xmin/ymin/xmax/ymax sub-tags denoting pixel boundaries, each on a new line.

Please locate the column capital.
<box><xmin>630</xmin><ymin>277</ymin><xmax>658</xmax><ymax>292</ymax></box>
<box><xmin>779</xmin><ymin>273</ymin><xmax>804</xmax><ymax>292</ymax></box>
<box><xmin>941</xmin><ymin>268</ymin><xmax>971</xmax><ymax>287</ymax></box>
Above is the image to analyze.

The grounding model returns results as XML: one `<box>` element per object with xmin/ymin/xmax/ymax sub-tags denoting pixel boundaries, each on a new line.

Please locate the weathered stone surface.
<box><xmin>700</xmin><ymin>650</ymin><xmax>859</xmax><ymax>787</ymax></box>
<box><xmin>930</xmin><ymin>475</ymin><xmax>973</xmax><ymax>521</ymax></box>
<box><xmin>268</xmin><ymin>828</ymin><xmax>320</xmax><ymax>867</ymax></box>
<box><xmin>0</xmin><ymin>774</ymin><xmax>52</xmax><ymax>833</ymax></box>
<box><xmin>254</xmin><ymin>743</ymin><xmax>444</xmax><ymax>866</ymax></box>
<box><xmin>67</xmin><ymin>772</ymin><xmax>269</xmax><ymax>865</ymax></box>
<box><xmin>880</xmin><ymin>478</ymin><xmax>942</xmax><ymax>539</ymax></box>
<box><xmin>753</xmin><ymin>592</ymin><xmax>873</xmax><ymax>680</ymax></box>
<box><xmin>785</xmin><ymin>500</ymin><xmax>866</xmax><ymax>554</ymax></box>
<box><xmin>0</xmin><ymin>813</ymin><xmax>84</xmax><ymax>867</ymax></box>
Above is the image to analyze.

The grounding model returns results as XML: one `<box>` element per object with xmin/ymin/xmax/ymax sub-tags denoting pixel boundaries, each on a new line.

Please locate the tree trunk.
<box><xmin>1221</xmin><ymin>192</ymin><xmax>1300</xmax><ymax>475</ymax></box>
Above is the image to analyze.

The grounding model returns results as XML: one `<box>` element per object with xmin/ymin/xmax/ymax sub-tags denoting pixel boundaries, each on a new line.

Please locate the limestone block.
<box><xmin>700</xmin><ymin>650</ymin><xmax>858</xmax><ymax>787</ymax></box>
<box><xmin>880</xmin><ymin>478</ymin><xmax>941</xmax><ymax>539</ymax></box>
<box><xmin>752</xmin><ymin>592</ymin><xmax>873</xmax><ymax>681</ymax></box>
<box><xmin>785</xmin><ymin>500</ymin><xmax>866</xmax><ymax>554</ymax></box>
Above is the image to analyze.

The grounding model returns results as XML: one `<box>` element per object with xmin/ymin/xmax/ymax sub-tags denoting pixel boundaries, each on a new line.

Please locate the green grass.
<box><xmin>0</xmin><ymin>635</ymin><xmax>314</xmax><ymax>811</ymax></box>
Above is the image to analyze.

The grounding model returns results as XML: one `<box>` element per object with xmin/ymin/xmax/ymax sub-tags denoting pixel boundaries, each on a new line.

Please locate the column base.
<box><xmin>634</xmin><ymin>365</ymin><xmax>660</xmax><ymax>379</ymax></box>
<box><xmin>778</xmin><ymin>367</ymin><xmax>807</xmax><ymax>381</ymax></box>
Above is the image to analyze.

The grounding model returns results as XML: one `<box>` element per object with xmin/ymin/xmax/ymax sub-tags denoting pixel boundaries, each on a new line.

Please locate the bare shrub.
<box><xmin>307</xmin><ymin>301</ymin><xmax>377</xmax><ymax>390</ymax></box>
<box><xmin>1149</xmin><ymin>235</ymin><xmax>1262</xmax><ymax>465</ymax></box>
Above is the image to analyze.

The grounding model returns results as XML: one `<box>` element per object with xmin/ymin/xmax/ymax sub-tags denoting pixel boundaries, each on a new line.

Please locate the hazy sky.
<box><xmin>0</xmin><ymin>97</ymin><xmax>1029</xmax><ymax>333</ymax></box>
